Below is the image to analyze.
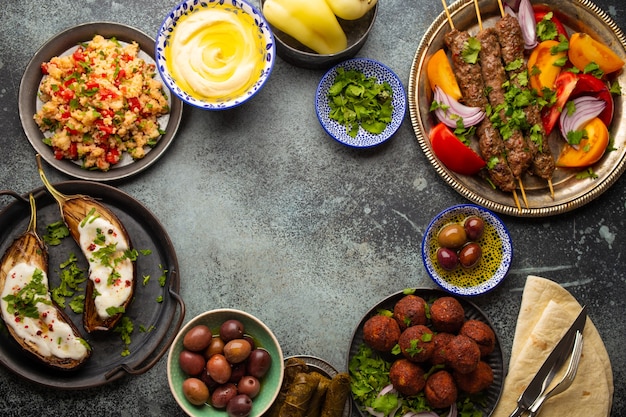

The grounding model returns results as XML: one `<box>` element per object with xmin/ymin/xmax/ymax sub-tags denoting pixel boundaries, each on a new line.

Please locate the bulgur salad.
<box><xmin>34</xmin><ymin>35</ymin><xmax>170</xmax><ymax>171</ymax></box>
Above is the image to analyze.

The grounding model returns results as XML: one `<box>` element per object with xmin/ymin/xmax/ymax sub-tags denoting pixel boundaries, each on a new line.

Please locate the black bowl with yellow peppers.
<box><xmin>260</xmin><ymin>0</ymin><xmax>378</xmax><ymax>69</ymax></box>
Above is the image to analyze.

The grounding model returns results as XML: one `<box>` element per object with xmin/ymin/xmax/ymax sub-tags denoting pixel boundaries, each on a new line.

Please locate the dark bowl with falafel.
<box><xmin>348</xmin><ymin>289</ymin><xmax>504</xmax><ymax>416</ymax></box>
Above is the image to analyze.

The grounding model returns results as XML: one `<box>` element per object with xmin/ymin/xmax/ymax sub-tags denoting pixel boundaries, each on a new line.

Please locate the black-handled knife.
<box><xmin>508</xmin><ymin>305</ymin><xmax>587</xmax><ymax>417</ymax></box>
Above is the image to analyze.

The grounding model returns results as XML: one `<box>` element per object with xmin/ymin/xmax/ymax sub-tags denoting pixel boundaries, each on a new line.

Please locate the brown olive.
<box><xmin>246</xmin><ymin>348</ymin><xmax>272</xmax><ymax>379</ymax></box>
<box><xmin>464</xmin><ymin>216</ymin><xmax>485</xmax><ymax>241</ymax></box>
<box><xmin>183</xmin><ymin>324</ymin><xmax>213</xmax><ymax>352</ymax></box>
<box><xmin>459</xmin><ymin>243</ymin><xmax>482</xmax><ymax>268</ymax></box>
<box><xmin>179</xmin><ymin>350</ymin><xmax>206</xmax><ymax>376</ymax></box>
<box><xmin>437</xmin><ymin>247</ymin><xmax>459</xmax><ymax>271</ymax></box>
<box><xmin>212</xmin><ymin>383</ymin><xmax>238</xmax><ymax>408</ymax></box>
<box><xmin>220</xmin><ymin>319</ymin><xmax>245</xmax><ymax>342</ymax></box>
<box><xmin>182</xmin><ymin>377</ymin><xmax>210</xmax><ymax>406</ymax></box>
<box><xmin>207</xmin><ymin>353</ymin><xmax>232</xmax><ymax>384</ymax></box>
<box><xmin>204</xmin><ymin>336</ymin><xmax>225</xmax><ymax>359</ymax></box>
<box><xmin>237</xmin><ymin>375</ymin><xmax>261</xmax><ymax>398</ymax></box>
<box><xmin>223</xmin><ymin>339</ymin><xmax>252</xmax><ymax>364</ymax></box>
<box><xmin>226</xmin><ymin>394</ymin><xmax>253</xmax><ymax>417</ymax></box>
<box><xmin>437</xmin><ymin>223</ymin><xmax>467</xmax><ymax>249</ymax></box>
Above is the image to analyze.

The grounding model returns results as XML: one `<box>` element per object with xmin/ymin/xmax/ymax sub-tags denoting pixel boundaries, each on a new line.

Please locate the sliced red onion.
<box><xmin>517</xmin><ymin>0</ymin><xmax>538</xmax><ymax>49</ymax></box>
<box><xmin>446</xmin><ymin>402</ymin><xmax>458</xmax><ymax>417</ymax></box>
<box><xmin>365</xmin><ymin>407</ymin><xmax>387</xmax><ymax>417</ymax></box>
<box><xmin>413</xmin><ymin>413</ymin><xmax>439</xmax><ymax>417</ymax></box>
<box><xmin>559</xmin><ymin>95</ymin><xmax>606</xmax><ymax>145</ymax></box>
<box><xmin>378</xmin><ymin>384</ymin><xmax>397</xmax><ymax>397</ymax></box>
<box><xmin>433</xmin><ymin>86</ymin><xmax>485</xmax><ymax>128</ymax></box>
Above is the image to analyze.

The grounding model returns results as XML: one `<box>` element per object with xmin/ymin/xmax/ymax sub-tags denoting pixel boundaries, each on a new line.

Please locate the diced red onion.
<box><xmin>559</xmin><ymin>95</ymin><xmax>606</xmax><ymax>145</ymax></box>
<box><xmin>433</xmin><ymin>86</ymin><xmax>485</xmax><ymax>128</ymax></box>
<box><xmin>517</xmin><ymin>0</ymin><xmax>538</xmax><ymax>49</ymax></box>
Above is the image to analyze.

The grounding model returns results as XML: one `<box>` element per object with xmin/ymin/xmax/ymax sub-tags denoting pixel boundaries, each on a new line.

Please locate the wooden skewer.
<box><xmin>518</xmin><ymin>178</ymin><xmax>529</xmax><ymax>208</ymax></box>
<box><xmin>496</xmin><ymin>0</ymin><xmax>505</xmax><ymax>18</ymax></box>
<box><xmin>512</xmin><ymin>189</ymin><xmax>521</xmax><ymax>212</ymax></box>
<box><xmin>548</xmin><ymin>179</ymin><xmax>555</xmax><ymax>199</ymax></box>
<box><xmin>473</xmin><ymin>0</ymin><xmax>483</xmax><ymax>30</ymax></box>
<box><xmin>441</xmin><ymin>0</ymin><xmax>454</xmax><ymax>29</ymax></box>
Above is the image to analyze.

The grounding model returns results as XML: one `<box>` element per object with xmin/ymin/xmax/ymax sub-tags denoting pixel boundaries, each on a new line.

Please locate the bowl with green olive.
<box><xmin>421</xmin><ymin>204</ymin><xmax>512</xmax><ymax>296</ymax></box>
<box><xmin>167</xmin><ymin>308</ymin><xmax>284</xmax><ymax>417</ymax></box>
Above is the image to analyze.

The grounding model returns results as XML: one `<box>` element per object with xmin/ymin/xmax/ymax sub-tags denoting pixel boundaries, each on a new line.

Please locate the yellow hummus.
<box><xmin>166</xmin><ymin>5</ymin><xmax>265</xmax><ymax>101</ymax></box>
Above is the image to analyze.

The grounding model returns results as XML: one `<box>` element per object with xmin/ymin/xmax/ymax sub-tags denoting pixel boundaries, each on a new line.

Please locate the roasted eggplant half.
<box><xmin>37</xmin><ymin>156</ymin><xmax>137</xmax><ymax>333</ymax></box>
<box><xmin>0</xmin><ymin>194</ymin><xmax>91</xmax><ymax>370</ymax></box>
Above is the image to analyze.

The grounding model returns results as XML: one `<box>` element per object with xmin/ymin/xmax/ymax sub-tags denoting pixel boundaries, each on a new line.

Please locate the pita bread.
<box><xmin>492</xmin><ymin>275</ymin><xmax>613</xmax><ymax>417</ymax></box>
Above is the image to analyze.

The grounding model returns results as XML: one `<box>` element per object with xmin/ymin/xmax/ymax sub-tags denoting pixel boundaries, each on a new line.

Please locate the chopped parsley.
<box><xmin>2</xmin><ymin>268</ymin><xmax>51</xmax><ymax>319</ymax></box>
<box><xmin>113</xmin><ymin>316</ymin><xmax>134</xmax><ymax>357</ymax></box>
<box><xmin>462</xmin><ymin>37</ymin><xmax>481</xmax><ymax>64</ymax></box>
<box><xmin>328</xmin><ymin>68</ymin><xmax>394</xmax><ymax>138</ymax></box>
<box><xmin>51</xmin><ymin>252</ymin><xmax>87</xmax><ymax>312</ymax></box>
<box><xmin>42</xmin><ymin>221</ymin><xmax>70</xmax><ymax>246</ymax></box>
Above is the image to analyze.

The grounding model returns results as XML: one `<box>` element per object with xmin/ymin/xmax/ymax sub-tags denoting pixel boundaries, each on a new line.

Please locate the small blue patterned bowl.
<box><xmin>155</xmin><ymin>0</ymin><xmax>275</xmax><ymax>110</ymax></box>
<box><xmin>315</xmin><ymin>58</ymin><xmax>406</xmax><ymax>148</ymax></box>
<box><xmin>421</xmin><ymin>204</ymin><xmax>513</xmax><ymax>296</ymax></box>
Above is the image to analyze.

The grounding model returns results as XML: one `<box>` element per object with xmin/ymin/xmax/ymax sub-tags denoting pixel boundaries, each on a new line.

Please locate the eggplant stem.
<box><xmin>27</xmin><ymin>194</ymin><xmax>37</xmax><ymax>234</ymax></box>
<box><xmin>36</xmin><ymin>154</ymin><xmax>70</xmax><ymax>211</ymax></box>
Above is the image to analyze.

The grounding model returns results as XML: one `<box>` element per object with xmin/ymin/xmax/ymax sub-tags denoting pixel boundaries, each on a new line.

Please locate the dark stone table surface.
<box><xmin>0</xmin><ymin>0</ymin><xmax>624</xmax><ymax>415</ymax></box>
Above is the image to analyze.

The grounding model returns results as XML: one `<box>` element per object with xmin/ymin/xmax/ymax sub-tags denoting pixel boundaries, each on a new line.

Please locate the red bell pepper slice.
<box><xmin>105</xmin><ymin>148</ymin><xmax>121</xmax><ymax>165</ymax></box>
<box><xmin>541</xmin><ymin>71</ymin><xmax>578</xmax><ymax>135</ymax></box>
<box><xmin>429</xmin><ymin>122</ymin><xmax>485</xmax><ymax>175</ymax></box>
<box><xmin>570</xmin><ymin>73</ymin><xmax>614</xmax><ymax>127</ymax></box>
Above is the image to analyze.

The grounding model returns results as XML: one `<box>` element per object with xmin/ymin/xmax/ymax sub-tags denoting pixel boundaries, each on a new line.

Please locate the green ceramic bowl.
<box><xmin>167</xmin><ymin>309</ymin><xmax>284</xmax><ymax>417</ymax></box>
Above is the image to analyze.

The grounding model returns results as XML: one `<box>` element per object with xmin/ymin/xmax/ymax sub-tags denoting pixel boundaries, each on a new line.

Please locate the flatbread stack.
<box><xmin>492</xmin><ymin>275</ymin><xmax>613</xmax><ymax>417</ymax></box>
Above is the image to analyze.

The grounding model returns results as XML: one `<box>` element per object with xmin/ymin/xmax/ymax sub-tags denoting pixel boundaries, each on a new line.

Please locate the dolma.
<box><xmin>320</xmin><ymin>373</ymin><xmax>350</xmax><ymax>417</ymax></box>
<box><xmin>279</xmin><ymin>372</ymin><xmax>321</xmax><ymax>417</ymax></box>
<box><xmin>304</xmin><ymin>372</ymin><xmax>331</xmax><ymax>417</ymax></box>
<box><xmin>267</xmin><ymin>358</ymin><xmax>310</xmax><ymax>417</ymax></box>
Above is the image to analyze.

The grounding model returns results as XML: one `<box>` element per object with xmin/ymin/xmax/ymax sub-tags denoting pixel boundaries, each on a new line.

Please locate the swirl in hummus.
<box><xmin>166</xmin><ymin>6</ymin><xmax>265</xmax><ymax>101</ymax></box>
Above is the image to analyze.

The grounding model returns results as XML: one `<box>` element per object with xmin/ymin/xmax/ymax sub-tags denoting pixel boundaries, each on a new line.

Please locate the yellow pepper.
<box><xmin>262</xmin><ymin>0</ymin><xmax>347</xmax><ymax>55</ymax></box>
<box><xmin>325</xmin><ymin>0</ymin><xmax>378</xmax><ymax>20</ymax></box>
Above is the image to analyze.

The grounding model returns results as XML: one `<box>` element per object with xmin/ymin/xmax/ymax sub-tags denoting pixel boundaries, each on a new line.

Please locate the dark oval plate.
<box><xmin>0</xmin><ymin>181</ymin><xmax>185</xmax><ymax>389</ymax></box>
<box><xmin>18</xmin><ymin>22</ymin><xmax>184</xmax><ymax>182</ymax></box>
<box><xmin>348</xmin><ymin>288</ymin><xmax>504</xmax><ymax>416</ymax></box>
<box><xmin>284</xmin><ymin>355</ymin><xmax>352</xmax><ymax>417</ymax></box>
<box><xmin>408</xmin><ymin>0</ymin><xmax>626</xmax><ymax>217</ymax></box>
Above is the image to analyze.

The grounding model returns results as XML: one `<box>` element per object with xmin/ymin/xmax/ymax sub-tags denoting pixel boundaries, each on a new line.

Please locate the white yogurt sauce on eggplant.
<box><xmin>0</xmin><ymin>263</ymin><xmax>89</xmax><ymax>360</ymax></box>
<box><xmin>78</xmin><ymin>215</ymin><xmax>133</xmax><ymax>319</ymax></box>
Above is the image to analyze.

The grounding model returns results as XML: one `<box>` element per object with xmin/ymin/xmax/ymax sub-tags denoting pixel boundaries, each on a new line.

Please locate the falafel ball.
<box><xmin>389</xmin><ymin>358</ymin><xmax>426</xmax><ymax>396</ymax></box>
<box><xmin>454</xmin><ymin>360</ymin><xmax>494</xmax><ymax>394</ymax></box>
<box><xmin>424</xmin><ymin>370</ymin><xmax>458</xmax><ymax>409</ymax></box>
<box><xmin>459</xmin><ymin>319</ymin><xmax>496</xmax><ymax>357</ymax></box>
<box><xmin>445</xmin><ymin>334</ymin><xmax>480</xmax><ymax>374</ymax></box>
<box><xmin>431</xmin><ymin>332</ymin><xmax>455</xmax><ymax>366</ymax></box>
<box><xmin>393</xmin><ymin>294</ymin><xmax>428</xmax><ymax>330</ymax></box>
<box><xmin>363</xmin><ymin>314</ymin><xmax>401</xmax><ymax>352</ymax></box>
<box><xmin>430</xmin><ymin>296</ymin><xmax>465</xmax><ymax>333</ymax></box>
<box><xmin>398</xmin><ymin>324</ymin><xmax>435</xmax><ymax>363</ymax></box>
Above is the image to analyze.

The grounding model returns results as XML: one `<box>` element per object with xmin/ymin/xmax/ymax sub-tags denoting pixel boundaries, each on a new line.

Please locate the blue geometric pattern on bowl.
<box><xmin>155</xmin><ymin>0</ymin><xmax>275</xmax><ymax>110</ymax></box>
<box><xmin>421</xmin><ymin>204</ymin><xmax>513</xmax><ymax>296</ymax></box>
<box><xmin>315</xmin><ymin>58</ymin><xmax>406</xmax><ymax>148</ymax></box>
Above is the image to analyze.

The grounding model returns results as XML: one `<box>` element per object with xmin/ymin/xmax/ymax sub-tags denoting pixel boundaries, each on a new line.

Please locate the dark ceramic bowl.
<box><xmin>259</xmin><ymin>0</ymin><xmax>378</xmax><ymax>69</ymax></box>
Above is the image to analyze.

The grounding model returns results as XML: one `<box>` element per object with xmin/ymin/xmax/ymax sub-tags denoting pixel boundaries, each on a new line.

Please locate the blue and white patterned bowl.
<box><xmin>421</xmin><ymin>204</ymin><xmax>513</xmax><ymax>296</ymax></box>
<box><xmin>315</xmin><ymin>58</ymin><xmax>406</xmax><ymax>148</ymax></box>
<box><xmin>155</xmin><ymin>0</ymin><xmax>275</xmax><ymax>110</ymax></box>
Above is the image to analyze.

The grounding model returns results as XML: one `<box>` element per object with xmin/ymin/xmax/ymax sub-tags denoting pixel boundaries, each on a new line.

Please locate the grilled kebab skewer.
<box><xmin>476</xmin><ymin>25</ymin><xmax>531</xmax><ymax>207</ymax></box>
<box><xmin>494</xmin><ymin>11</ymin><xmax>556</xmax><ymax>198</ymax></box>
<box><xmin>444</xmin><ymin>28</ymin><xmax>521</xmax><ymax>210</ymax></box>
